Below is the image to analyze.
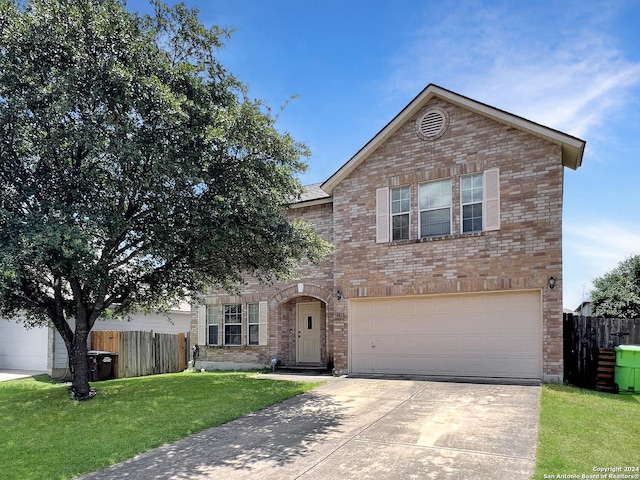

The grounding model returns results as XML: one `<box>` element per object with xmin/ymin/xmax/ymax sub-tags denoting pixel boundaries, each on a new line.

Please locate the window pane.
<box><xmin>420</xmin><ymin>208</ymin><xmax>451</xmax><ymax>237</ymax></box>
<box><xmin>225</xmin><ymin>325</ymin><xmax>241</xmax><ymax>345</ymax></box>
<box><xmin>462</xmin><ymin>203</ymin><xmax>482</xmax><ymax>232</ymax></box>
<box><xmin>248</xmin><ymin>325</ymin><xmax>259</xmax><ymax>346</ymax></box>
<box><xmin>224</xmin><ymin>304</ymin><xmax>242</xmax><ymax>323</ymax></box>
<box><xmin>208</xmin><ymin>325</ymin><xmax>218</xmax><ymax>345</ymax></box>
<box><xmin>472</xmin><ymin>174</ymin><xmax>483</xmax><ymax>188</ymax></box>
<box><xmin>420</xmin><ymin>179</ymin><xmax>451</xmax><ymax>209</ymax></box>
<box><xmin>472</xmin><ymin>186</ymin><xmax>483</xmax><ymax>202</ymax></box>
<box><xmin>206</xmin><ymin>306</ymin><xmax>219</xmax><ymax>325</ymax></box>
<box><xmin>391</xmin><ymin>186</ymin><xmax>410</xmax><ymax>214</ymax></box>
<box><xmin>248</xmin><ymin>303</ymin><xmax>259</xmax><ymax>324</ymax></box>
<box><xmin>392</xmin><ymin>213</ymin><xmax>409</xmax><ymax>241</ymax></box>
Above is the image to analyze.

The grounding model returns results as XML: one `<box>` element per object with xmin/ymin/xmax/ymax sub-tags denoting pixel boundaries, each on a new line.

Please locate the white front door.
<box><xmin>296</xmin><ymin>302</ymin><xmax>321</xmax><ymax>363</ymax></box>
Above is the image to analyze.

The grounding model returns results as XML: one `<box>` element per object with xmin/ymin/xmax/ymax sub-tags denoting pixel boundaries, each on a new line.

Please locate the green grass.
<box><xmin>534</xmin><ymin>384</ymin><xmax>640</xmax><ymax>479</ymax></box>
<box><xmin>0</xmin><ymin>371</ymin><xmax>321</xmax><ymax>480</ymax></box>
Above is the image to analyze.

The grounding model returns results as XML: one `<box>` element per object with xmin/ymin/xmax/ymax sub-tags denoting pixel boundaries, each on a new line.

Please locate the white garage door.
<box><xmin>349</xmin><ymin>290</ymin><xmax>542</xmax><ymax>380</ymax></box>
<box><xmin>0</xmin><ymin>321</ymin><xmax>49</xmax><ymax>371</ymax></box>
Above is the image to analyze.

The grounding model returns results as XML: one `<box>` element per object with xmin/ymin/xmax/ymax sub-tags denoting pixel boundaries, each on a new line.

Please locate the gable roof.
<box><xmin>321</xmin><ymin>84</ymin><xmax>586</xmax><ymax>195</ymax></box>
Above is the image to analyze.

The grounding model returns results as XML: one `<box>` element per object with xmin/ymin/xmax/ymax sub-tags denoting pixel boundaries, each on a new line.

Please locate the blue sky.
<box><xmin>129</xmin><ymin>0</ymin><xmax>640</xmax><ymax>309</ymax></box>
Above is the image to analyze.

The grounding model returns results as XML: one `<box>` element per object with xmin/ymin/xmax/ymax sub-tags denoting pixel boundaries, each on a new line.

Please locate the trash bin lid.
<box><xmin>615</xmin><ymin>345</ymin><xmax>640</xmax><ymax>352</ymax></box>
<box><xmin>88</xmin><ymin>350</ymin><xmax>118</xmax><ymax>355</ymax></box>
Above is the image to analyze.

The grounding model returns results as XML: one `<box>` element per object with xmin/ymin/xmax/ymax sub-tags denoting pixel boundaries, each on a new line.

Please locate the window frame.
<box><xmin>418</xmin><ymin>178</ymin><xmax>452</xmax><ymax>238</ymax></box>
<box><xmin>206</xmin><ymin>305</ymin><xmax>220</xmax><ymax>346</ymax></box>
<box><xmin>390</xmin><ymin>186</ymin><xmax>411</xmax><ymax>241</ymax></box>
<box><xmin>247</xmin><ymin>303</ymin><xmax>260</xmax><ymax>346</ymax></box>
<box><xmin>223</xmin><ymin>304</ymin><xmax>242</xmax><ymax>346</ymax></box>
<box><xmin>460</xmin><ymin>173</ymin><xmax>484</xmax><ymax>233</ymax></box>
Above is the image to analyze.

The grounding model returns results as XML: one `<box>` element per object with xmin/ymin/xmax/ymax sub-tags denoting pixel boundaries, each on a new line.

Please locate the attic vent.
<box><xmin>416</xmin><ymin>108</ymin><xmax>448</xmax><ymax>140</ymax></box>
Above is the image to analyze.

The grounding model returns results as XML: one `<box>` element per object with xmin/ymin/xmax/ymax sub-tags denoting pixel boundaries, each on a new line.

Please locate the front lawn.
<box><xmin>534</xmin><ymin>385</ymin><xmax>640</xmax><ymax>478</ymax></box>
<box><xmin>0</xmin><ymin>371</ymin><xmax>320</xmax><ymax>480</ymax></box>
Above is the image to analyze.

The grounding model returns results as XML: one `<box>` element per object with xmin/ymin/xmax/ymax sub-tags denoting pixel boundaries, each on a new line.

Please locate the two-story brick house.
<box><xmin>192</xmin><ymin>84</ymin><xmax>585</xmax><ymax>383</ymax></box>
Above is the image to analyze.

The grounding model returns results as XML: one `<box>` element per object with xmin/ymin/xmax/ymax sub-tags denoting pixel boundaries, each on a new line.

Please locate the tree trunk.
<box><xmin>68</xmin><ymin>320</ymin><xmax>96</xmax><ymax>401</ymax></box>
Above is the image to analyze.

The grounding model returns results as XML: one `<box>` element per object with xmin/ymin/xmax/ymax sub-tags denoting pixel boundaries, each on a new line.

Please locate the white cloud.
<box><xmin>563</xmin><ymin>221</ymin><xmax>640</xmax><ymax>308</ymax></box>
<box><xmin>386</xmin><ymin>2</ymin><xmax>640</xmax><ymax>141</ymax></box>
<box><xmin>565</xmin><ymin>222</ymin><xmax>640</xmax><ymax>273</ymax></box>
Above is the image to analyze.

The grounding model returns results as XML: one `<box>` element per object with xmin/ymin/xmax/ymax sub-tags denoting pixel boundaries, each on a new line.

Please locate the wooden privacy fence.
<box><xmin>563</xmin><ymin>314</ymin><xmax>640</xmax><ymax>390</ymax></box>
<box><xmin>91</xmin><ymin>330</ymin><xmax>188</xmax><ymax>379</ymax></box>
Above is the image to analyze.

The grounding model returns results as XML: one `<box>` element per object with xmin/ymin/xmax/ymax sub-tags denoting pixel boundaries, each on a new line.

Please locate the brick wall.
<box><xmin>193</xmin><ymin>96</ymin><xmax>566</xmax><ymax>381</ymax></box>
<box><xmin>331</xmin><ymin>98</ymin><xmax>564</xmax><ymax>379</ymax></box>
<box><xmin>192</xmin><ymin>201</ymin><xmax>337</xmax><ymax>368</ymax></box>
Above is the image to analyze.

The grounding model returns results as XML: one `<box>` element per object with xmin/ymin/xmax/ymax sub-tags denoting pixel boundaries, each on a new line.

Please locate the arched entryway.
<box><xmin>275</xmin><ymin>296</ymin><xmax>328</xmax><ymax>367</ymax></box>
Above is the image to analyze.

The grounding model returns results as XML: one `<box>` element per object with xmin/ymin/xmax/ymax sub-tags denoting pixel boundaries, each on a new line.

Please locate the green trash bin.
<box><xmin>614</xmin><ymin>345</ymin><xmax>640</xmax><ymax>394</ymax></box>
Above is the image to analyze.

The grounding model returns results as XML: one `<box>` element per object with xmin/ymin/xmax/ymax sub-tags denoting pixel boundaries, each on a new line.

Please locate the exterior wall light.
<box><xmin>336</xmin><ymin>289</ymin><xmax>343</xmax><ymax>301</ymax></box>
<box><xmin>548</xmin><ymin>277</ymin><xmax>556</xmax><ymax>289</ymax></box>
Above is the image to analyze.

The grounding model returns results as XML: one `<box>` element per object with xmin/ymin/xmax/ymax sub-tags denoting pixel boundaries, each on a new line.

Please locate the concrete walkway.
<box><xmin>0</xmin><ymin>370</ymin><xmax>44</xmax><ymax>382</ymax></box>
<box><xmin>80</xmin><ymin>375</ymin><xmax>540</xmax><ymax>480</ymax></box>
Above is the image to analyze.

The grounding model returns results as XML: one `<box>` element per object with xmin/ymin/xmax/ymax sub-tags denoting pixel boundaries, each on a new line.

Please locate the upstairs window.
<box><xmin>461</xmin><ymin>174</ymin><xmax>483</xmax><ymax>233</ymax></box>
<box><xmin>391</xmin><ymin>186</ymin><xmax>410</xmax><ymax>241</ymax></box>
<box><xmin>419</xmin><ymin>179</ymin><xmax>452</xmax><ymax>238</ymax></box>
<box><xmin>375</xmin><ymin>168</ymin><xmax>499</xmax><ymax>244</ymax></box>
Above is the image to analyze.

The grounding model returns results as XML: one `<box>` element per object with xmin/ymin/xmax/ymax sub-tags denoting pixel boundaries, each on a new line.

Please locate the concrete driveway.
<box><xmin>80</xmin><ymin>375</ymin><xmax>540</xmax><ymax>480</ymax></box>
<box><xmin>0</xmin><ymin>370</ymin><xmax>44</xmax><ymax>382</ymax></box>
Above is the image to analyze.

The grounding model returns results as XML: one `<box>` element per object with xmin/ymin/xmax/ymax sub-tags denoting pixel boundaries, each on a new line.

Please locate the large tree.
<box><xmin>591</xmin><ymin>255</ymin><xmax>640</xmax><ymax>318</ymax></box>
<box><xmin>0</xmin><ymin>0</ymin><xmax>330</xmax><ymax>400</ymax></box>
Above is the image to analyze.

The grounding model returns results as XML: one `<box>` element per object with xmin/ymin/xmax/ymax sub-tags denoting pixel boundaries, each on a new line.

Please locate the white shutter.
<box><xmin>484</xmin><ymin>168</ymin><xmax>500</xmax><ymax>231</ymax></box>
<box><xmin>258</xmin><ymin>301</ymin><xmax>268</xmax><ymax>346</ymax></box>
<box><xmin>376</xmin><ymin>187</ymin><xmax>390</xmax><ymax>243</ymax></box>
<box><xmin>197</xmin><ymin>305</ymin><xmax>206</xmax><ymax>346</ymax></box>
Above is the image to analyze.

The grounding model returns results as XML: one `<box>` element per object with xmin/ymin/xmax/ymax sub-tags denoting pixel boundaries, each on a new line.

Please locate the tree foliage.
<box><xmin>0</xmin><ymin>0</ymin><xmax>331</xmax><ymax>399</ymax></box>
<box><xmin>591</xmin><ymin>255</ymin><xmax>640</xmax><ymax>318</ymax></box>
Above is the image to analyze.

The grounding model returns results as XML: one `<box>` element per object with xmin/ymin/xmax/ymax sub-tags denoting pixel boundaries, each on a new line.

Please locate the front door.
<box><xmin>296</xmin><ymin>302</ymin><xmax>321</xmax><ymax>363</ymax></box>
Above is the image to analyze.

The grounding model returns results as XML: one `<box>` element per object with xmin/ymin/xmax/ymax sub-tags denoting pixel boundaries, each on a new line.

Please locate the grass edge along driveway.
<box><xmin>0</xmin><ymin>371</ymin><xmax>321</xmax><ymax>480</ymax></box>
<box><xmin>534</xmin><ymin>384</ymin><xmax>640</xmax><ymax>479</ymax></box>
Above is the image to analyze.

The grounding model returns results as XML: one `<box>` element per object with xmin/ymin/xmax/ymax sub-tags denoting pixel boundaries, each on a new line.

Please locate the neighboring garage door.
<box><xmin>349</xmin><ymin>290</ymin><xmax>542</xmax><ymax>380</ymax></box>
<box><xmin>0</xmin><ymin>321</ymin><xmax>49</xmax><ymax>371</ymax></box>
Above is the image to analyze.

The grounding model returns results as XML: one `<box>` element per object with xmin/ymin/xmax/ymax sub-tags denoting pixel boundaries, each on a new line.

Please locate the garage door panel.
<box><xmin>0</xmin><ymin>321</ymin><xmax>48</xmax><ymax>371</ymax></box>
<box><xmin>349</xmin><ymin>291</ymin><xmax>542</xmax><ymax>379</ymax></box>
